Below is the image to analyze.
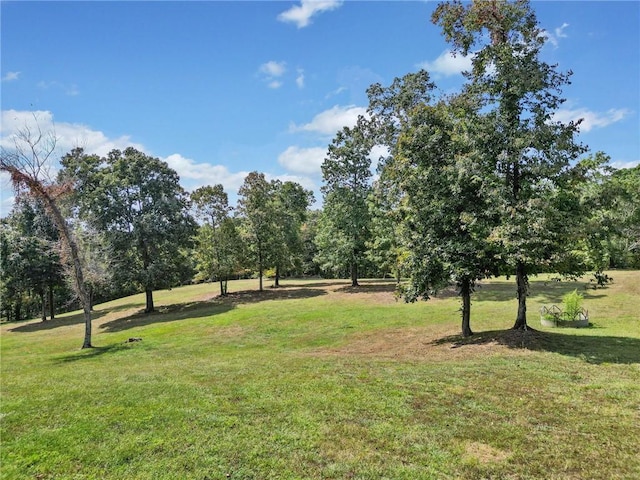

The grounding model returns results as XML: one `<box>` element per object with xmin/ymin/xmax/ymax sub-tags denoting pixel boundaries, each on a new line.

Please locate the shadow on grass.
<box><xmin>55</xmin><ymin>342</ymin><xmax>137</xmax><ymax>363</ymax></box>
<box><xmin>433</xmin><ymin>328</ymin><xmax>640</xmax><ymax>365</ymax></box>
<box><xmin>7</xmin><ymin>310</ymin><xmax>110</xmax><ymax>333</ymax></box>
<box><xmin>474</xmin><ymin>280</ymin><xmax>607</xmax><ymax>304</ymax></box>
<box><xmin>334</xmin><ymin>280</ymin><xmax>398</xmax><ymax>295</ymax></box>
<box><xmin>282</xmin><ymin>281</ymin><xmax>350</xmax><ymax>289</ymax></box>
<box><xmin>8</xmin><ymin>288</ymin><xmax>328</xmax><ymax>335</ymax></box>
<box><xmin>99</xmin><ymin>300</ymin><xmax>235</xmax><ymax>333</ymax></box>
<box><xmin>226</xmin><ymin>287</ymin><xmax>328</xmax><ymax>304</ymax></box>
<box><xmin>99</xmin><ymin>287</ymin><xmax>327</xmax><ymax>333</ymax></box>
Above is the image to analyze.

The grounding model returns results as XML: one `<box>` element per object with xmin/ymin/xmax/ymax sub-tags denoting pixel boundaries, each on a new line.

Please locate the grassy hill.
<box><xmin>2</xmin><ymin>272</ymin><xmax>639</xmax><ymax>479</ymax></box>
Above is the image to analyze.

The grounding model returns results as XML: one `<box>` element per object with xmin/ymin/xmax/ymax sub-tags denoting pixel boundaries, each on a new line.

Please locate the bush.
<box><xmin>562</xmin><ymin>289</ymin><xmax>584</xmax><ymax>320</ymax></box>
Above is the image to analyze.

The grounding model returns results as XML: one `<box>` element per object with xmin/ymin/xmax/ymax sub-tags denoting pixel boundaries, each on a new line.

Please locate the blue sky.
<box><xmin>1</xmin><ymin>1</ymin><xmax>638</xmax><ymax>213</ymax></box>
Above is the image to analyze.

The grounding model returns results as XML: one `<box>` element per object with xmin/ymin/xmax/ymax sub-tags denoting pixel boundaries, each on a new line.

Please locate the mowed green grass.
<box><xmin>1</xmin><ymin>272</ymin><xmax>639</xmax><ymax>479</ymax></box>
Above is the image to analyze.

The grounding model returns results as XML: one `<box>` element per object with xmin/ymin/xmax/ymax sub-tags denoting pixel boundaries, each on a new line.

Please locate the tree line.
<box><xmin>2</xmin><ymin>0</ymin><xmax>639</xmax><ymax>347</ymax></box>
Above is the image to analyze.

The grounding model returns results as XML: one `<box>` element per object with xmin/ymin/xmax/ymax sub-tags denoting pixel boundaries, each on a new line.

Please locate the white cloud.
<box><xmin>277</xmin><ymin>0</ymin><xmax>342</xmax><ymax>28</ymax></box>
<box><xmin>610</xmin><ymin>159</ymin><xmax>639</xmax><ymax>170</ymax></box>
<box><xmin>290</xmin><ymin>105</ymin><xmax>367</xmax><ymax>136</ymax></box>
<box><xmin>417</xmin><ymin>50</ymin><xmax>473</xmax><ymax>77</ymax></box>
<box><xmin>259</xmin><ymin>61</ymin><xmax>286</xmax><ymax>89</ymax></box>
<box><xmin>278</xmin><ymin>146</ymin><xmax>327</xmax><ymax>175</ymax></box>
<box><xmin>163</xmin><ymin>153</ymin><xmax>249</xmax><ymax>194</ymax></box>
<box><xmin>1</xmin><ymin>71</ymin><xmax>20</xmax><ymax>82</ymax></box>
<box><xmin>296</xmin><ymin>70</ymin><xmax>305</xmax><ymax>89</ymax></box>
<box><xmin>37</xmin><ymin>80</ymin><xmax>79</xmax><ymax>96</ymax></box>
<box><xmin>325</xmin><ymin>86</ymin><xmax>346</xmax><ymax>99</ymax></box>
<box><xmin>259</xmin><ymin>61</ymin><xmax>286</xmax><ymax>77</ymax></box>
<box><xmin>369</xmin><ymin>144</ymin><xmax>390</xmax><ymax>164</ymax></box>
<box><xmin>542</xmin><ymin>22</ymin><xmax>569</xmax><ymax>48</ymax></box>
<box><xmin>555</xmin><ymin>23</ymin><xmax>569</xmax><ymax>39</ymax></box>
<box><xmin>0</xmin><ymin>175</ymin><xmax>15</xmax><ymax>216</ymax></box>
<box><xmin>552</xmin><ymin>107</ymin><xmax>631</xmax><ymax>132</ymax></box>
<box><xmin>0</xmin><ymin>109</ymin><xmax>256</xmax><ymax>211</ymax></box>
<box><xmin>0</xmin><ymin>110</ymin><xmax>144</xmax><ymax>159</ymax></box>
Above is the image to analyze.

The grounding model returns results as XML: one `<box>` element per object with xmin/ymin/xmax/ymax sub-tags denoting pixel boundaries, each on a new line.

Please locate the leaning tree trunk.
<box><xmin>53</xmin><ymin>203</ymin><xmax>92</xmax><ymax>347</ymax></box>
<box><xmin>460</xmin><ymin>278</ymin><xmax>473</xmax><ymax>337</ymax></box>
<box><xmin>2</xmin><ymin>138</ymin><xmax>92</xmax><ymax>347</ymax></box>
<box><xmin>20</xmin><ymin>171</ymin><xmax>92</xmax><ymax>347</ymax></box>
<box><xmin>513</xmin><ymin>261</ymin><xmax>528</xmax><ymax>330</ymax></box>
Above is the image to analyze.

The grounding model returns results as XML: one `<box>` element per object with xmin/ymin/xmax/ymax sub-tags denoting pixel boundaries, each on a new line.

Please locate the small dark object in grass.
<box><xmin>126</xmin><ymin>337</ymin><xmax>142</xmax><ymax>343</ymax></box>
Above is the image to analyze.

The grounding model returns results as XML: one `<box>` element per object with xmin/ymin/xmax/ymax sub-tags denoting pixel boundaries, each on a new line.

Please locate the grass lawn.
<box><xmin>1</xmin><ymin>271</ymin><xmax>639</xmax><ymax>479</ymax></box>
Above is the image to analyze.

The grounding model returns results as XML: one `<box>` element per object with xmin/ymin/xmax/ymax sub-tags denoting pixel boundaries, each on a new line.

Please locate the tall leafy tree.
<box><xmin>578</xmin><ymin>156</ymin><xmax>640</xmax><ymax>273</ymax></box>
<box><xmin>607</xmin><ymin>165</ymin><xmax>640</xmax><ymax>268</ymax></box>
<box><xmin>6</xmin><ymin>197</ymin><xmax>66</xmax><ymax>321</ymax></box>
<box><xmin>1</xmin><ymin>123</ymin><xmax>93</xmax><ymax>347</ymax></box>
<box><xmin>300</xmin><ymin>209</ymin><xmax>322</xmax><ymax>276</ymax></box>
<box><xmin>366</xmin><ymin>179</ymin><xmax>407</xmax><ymax>283</ymax></box>
<box><xmin>191</xmin><ymin>184</ymin><xmax>240</xmax><ymax>296</ymax></box>
<box><xmin>318</xmin><ymin>117</ymin><xmax>373</xmax><ymax>287</ymax></box>
<box><xmin>270</xmin><ymin>181</ymin><xmax>314</xmax><ymax>286</ymax></box>
<box><xmin>60</xmin><ymin>147</ymin><xmax>196</xmax><ymax>313</ymax></box>
<box><xmin>366</xmin><ymin>70</ymin><xmax>438</xmax><ymax>285</ymax></box>
<box><xmin>394</xmin><ymin>94</ymin><xmax>499</xmax><ymax>336</ymax></box>
<box><xmin>237</xmin><ymin>172</ymin><xmax>277</xmax><ymax>292</ymax></box>
<box><xmin>433</xmin><ymin>0</ymin><xmax>586</xmax><ymax>329</ymax></box>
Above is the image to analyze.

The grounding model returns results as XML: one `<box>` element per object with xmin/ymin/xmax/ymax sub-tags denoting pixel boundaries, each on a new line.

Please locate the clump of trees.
<box><xmin>2</xmin><ymin>0</ymin><xmax>638</xmax><ymax>346</ymax></box>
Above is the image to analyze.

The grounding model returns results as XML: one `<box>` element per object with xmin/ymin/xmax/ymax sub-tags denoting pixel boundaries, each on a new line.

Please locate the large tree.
<box><xmin>59</xmin><ymin>147</ymin><xmax>196</xmax><ymax>313</ymax></box>
<box><xmin>191</xmin><ymin>184</ymin><xmax>240</xmax><ymax>296</ymax></box>
<box><xmin>317</xmin><ymin>117</ymin><xmax>373</xmax><ymax>287</ymax></box>
<box><xmin>237</xmin><ymin>172</ymin><xmax>277</xmax><ymax>292</ymax></box>
<box><xmin>0</xmin><ymin>197</ymin><xmax>66</xmax><ymax>322</ymax></box>
<box><xmin>366</xmin><ymin>70</ymin><xmax>438</xmax><ymax>285</ymax></box>
<box><xmin>270</xmin><ymin>180</ymin><xmax>314</xmax><ymax>286</ymax></box>
<box><xmin>394</xmin><ymin>94</ymin><xmax>500</xmax><ymax>336</ymax></box>
<box><xmin>433</xmin><ymin>0</ymin><xmax>586</xmax><ymax>329</ymax></box>
<box><xmin>1</xmin><ymin>122</ymin><xmax>93</xmax><ymax>347</ymax></box>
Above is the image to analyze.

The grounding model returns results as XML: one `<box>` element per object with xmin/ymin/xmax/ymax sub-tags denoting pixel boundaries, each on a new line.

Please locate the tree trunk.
<box><xmin>350</xmin><ymin>262</ymin><xmax>359</xmax><ymax>287</ymax></box>
<box><xmin>15</xmin><ymin>300</ymin><xmax>21</xmax><ymax>323</ymax></box>
<box><xmin>48</xmin><ymin>282</ymin><xmax>55</xmax><ymax>319</ymax></box>
<box><xmin>41</xmin><ymin>290</ymin><xmax>47</xmax><ymax>321</ymax></box>
<box><xmin>460</xmin><ymin>278</ymin><xmax>473</xmax><ymax>337</ymax></box>
<box><xmin>275</xmin><ymin>265</ymin><xmax>280</xmax><ymax>287</ymax></box>
<box><xmin>219</xmin><ymin>278</ymin><xmax>227</xmax><ymax>297</ymax></box>
<box><xmin>47</xmin><ymin>197</ymin><xmax>92</xmax><ymax>348</ymax></box>
<box><xmin>512</xmin><ymin>261</ymin><xmax>528</xmax><ymax>330</ymax></box>
<box><xmin>1</xmin><ymin>153</ymin><xmax>92</xmax><ymax>345</ymax></box>
<box><xmin>145</xmin><ymin>289</ymin><xmax>155</xmax><ymax>313</ymax></box>
<box><xmin>89</xmin><ymin>285</ymin><xmax>94</xmax><ymax>311</ymax></box>
<box><xmin>258</xmin><ymin>250</ymin><xmax>264</xmax><ymax>292</ymax></box>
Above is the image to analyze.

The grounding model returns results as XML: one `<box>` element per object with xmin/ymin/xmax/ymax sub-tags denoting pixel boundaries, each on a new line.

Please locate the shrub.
<box><xmin>562</xmin><ymin>289</ymin><xmax>584</xmax><ymax>320</ymax></box>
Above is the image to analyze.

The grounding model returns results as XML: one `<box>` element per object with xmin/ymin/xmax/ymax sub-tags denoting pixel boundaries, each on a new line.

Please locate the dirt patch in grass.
<box><xmin>312</xmin><ymin>326</ymin><xmax>532</xmax><ymax>362</ymax></box>
<box><xmin>313</xmin><ymin>325</ymin><xmax>640</xmax><ymax>364</ymax></box>
<box><xmin>463</xmin><ymin>441</ymin><xmax>510</xmax><ymax>464</ymax></box>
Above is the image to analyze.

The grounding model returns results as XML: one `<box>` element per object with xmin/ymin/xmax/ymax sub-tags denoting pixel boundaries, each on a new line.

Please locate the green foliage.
<box><xmin>317</xmin><ymin>118</ymin><xmax>373</xmax><ymax>286</ymax></box>
<box><xmin>2</xmin><ymin>273</ymin><xmax>640</xmax><ymax>478</ymax></box>
<box><xmin>562</xmin><ymin>289</ymin><xmax>584</xmax><ymax>320</ymax></box>
<box><xmin>430</xmin><ymin>0</ymin><xmax>588</xmax><ymax>330</ymax></box>
<box><xmin>191</xmin><ymin>185</ymin><xmax>242</xmax><ymax>296</ymax></box>
<box><xmin>0</xmin><ymin>197</ymin><xmax>68</xmax><ymax>321</ymax></box>
<box><xmin>59</xmin><ymin>147</ymin><xmax>197</xmax><ymax>312</ymax></box>
<box><xmin>237</xmin><ymin>173</ymin><xmax>312</xmax><ymax>289</ymax></box>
